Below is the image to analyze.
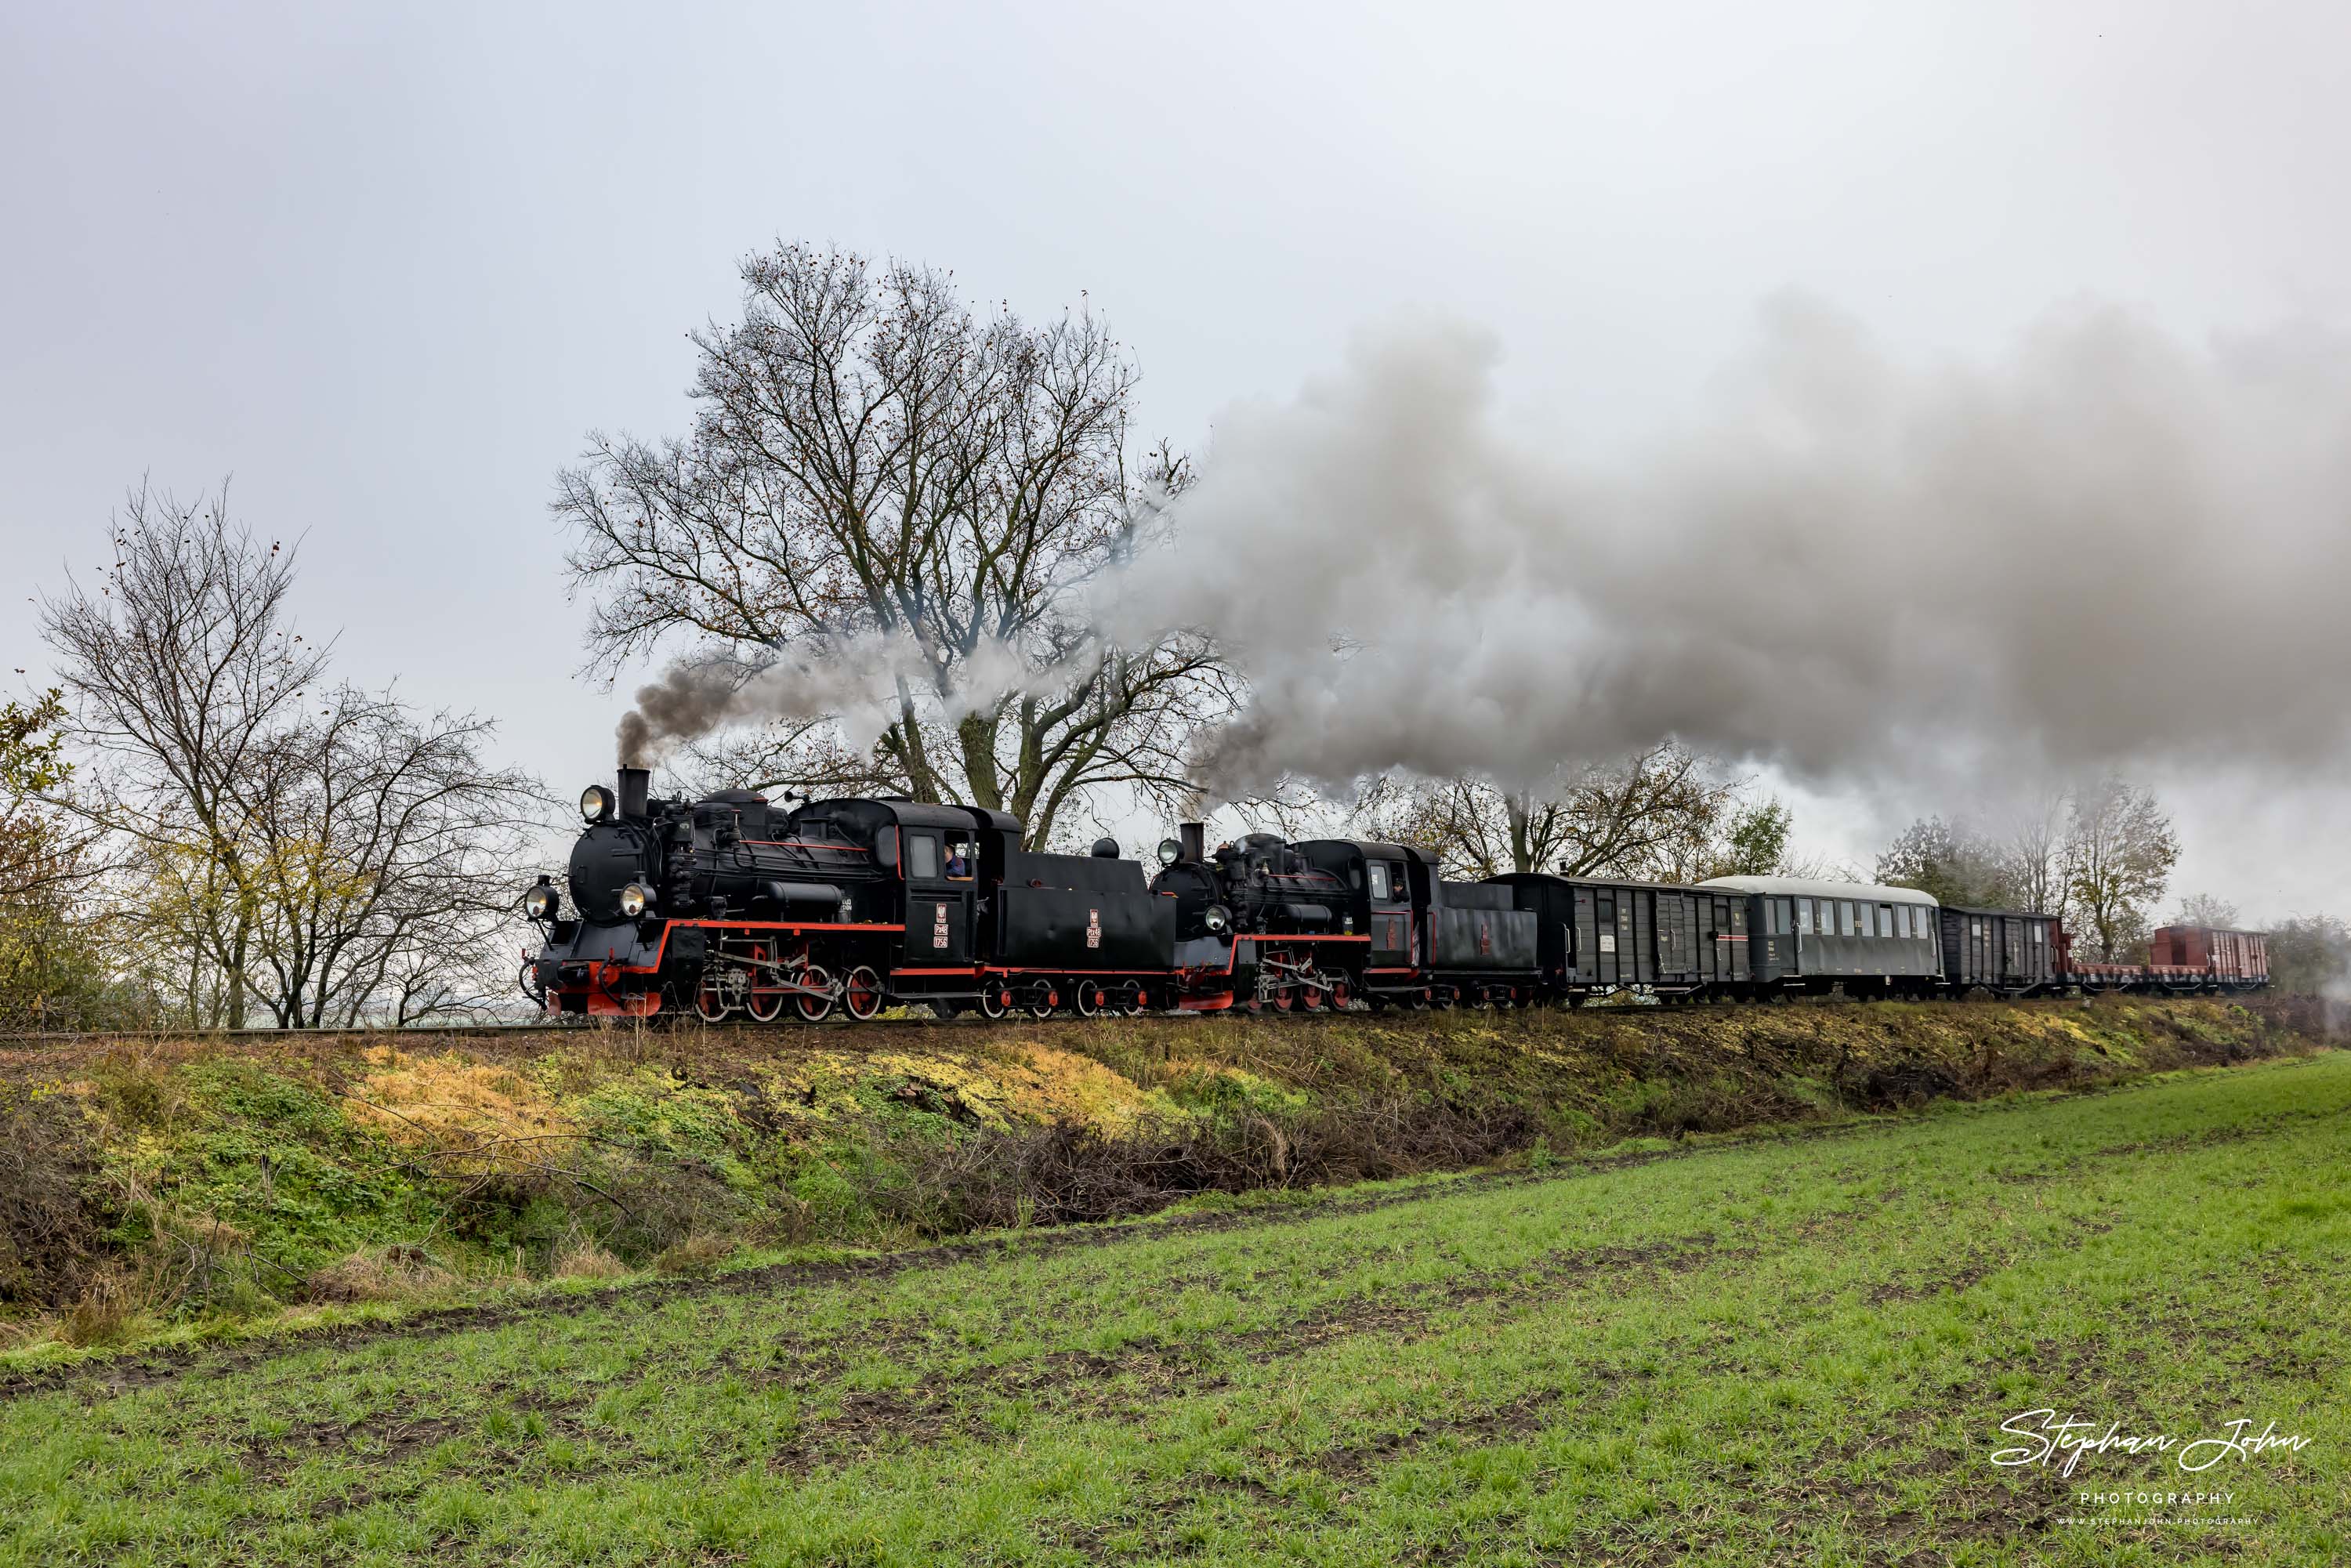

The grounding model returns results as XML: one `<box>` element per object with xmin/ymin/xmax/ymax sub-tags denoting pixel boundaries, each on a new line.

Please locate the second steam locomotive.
<box><xmin>525</xmin><ymin>768</ymin><xmax>2268</xmax><ymax>1021</ymax></box>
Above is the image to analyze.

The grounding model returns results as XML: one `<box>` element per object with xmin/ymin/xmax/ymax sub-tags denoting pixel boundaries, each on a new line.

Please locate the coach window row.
<box><xmin>1771</xmin><ymin>897</ymin><xmax>1936</xmax><ymax>939</ymax></box>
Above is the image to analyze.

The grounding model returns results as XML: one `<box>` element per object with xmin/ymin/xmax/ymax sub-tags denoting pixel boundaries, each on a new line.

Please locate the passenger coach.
<box><xmin>1698</xmin><ymin>876</ymin><xmax>1942</xmax><ymax>998</ymax></box>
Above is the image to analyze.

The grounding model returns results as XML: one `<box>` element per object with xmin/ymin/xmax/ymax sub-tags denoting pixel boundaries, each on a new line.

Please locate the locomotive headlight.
<box><xmin>581</xmin><ymin>784</ymin><xmax>616</xmax><ymax>824</ymax></box>
<box><xmin>524</xmin><ymin>881</ymin><xmax>558</xmax><ymax>920</ymax></box>
<box><xmin>619</xmin><ymin>882</ymin><xmax>651</xmax><ymax>918</ymax></box>
<box><xmin>1157</xmin><ymin>838</ymin><xmax>1182</xmax><ymax>867</ymax></box>
<box><xmin>1204</xmin><ymin>903</ymin><xmax>1232</xmax><ymax>935</ymax></box>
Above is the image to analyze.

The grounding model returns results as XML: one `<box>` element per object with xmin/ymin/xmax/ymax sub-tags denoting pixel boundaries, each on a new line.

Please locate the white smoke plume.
<box><xmin>1094</xmin><ymin>298</ymin><xmax>2351</xmax><ymax>802</ymax></box>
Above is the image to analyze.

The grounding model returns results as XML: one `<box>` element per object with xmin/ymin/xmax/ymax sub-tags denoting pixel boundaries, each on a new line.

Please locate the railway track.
<box><xmin>0</xmin><ymin>985</ymin><xmax>2243</xmax><ymax>1047</ymax></box>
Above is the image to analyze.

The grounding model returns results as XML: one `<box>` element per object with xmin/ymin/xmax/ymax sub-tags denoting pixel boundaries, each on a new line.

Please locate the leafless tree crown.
<box><xmin>556</xmin><ymin>245</ymin><xmax>1232</xmax><ymax>847</ymax></box>
<box><xmin>40</xmin><ymin>484</ymin><xmax>543</xmax><ymax>1027</ymax></box>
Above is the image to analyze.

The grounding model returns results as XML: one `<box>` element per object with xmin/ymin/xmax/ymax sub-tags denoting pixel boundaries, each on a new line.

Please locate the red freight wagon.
<box><xmin>2147</xmin><ymin>925</ymin><xmax>2269</xmax><ymax>984</ymax></box>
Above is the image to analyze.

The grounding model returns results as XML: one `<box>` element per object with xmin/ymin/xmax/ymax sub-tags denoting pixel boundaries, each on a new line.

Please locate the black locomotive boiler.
<box><xmin>527</xmin><ymin>769</ymin><xmax>1181</xmax><ymax>1021</ymax></box>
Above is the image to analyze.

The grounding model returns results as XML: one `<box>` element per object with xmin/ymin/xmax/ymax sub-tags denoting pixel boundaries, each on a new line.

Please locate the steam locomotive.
<box><xmin>524</xmin><ymin>770</ymin><xmax>2269</xmax><ymax>1020</ymax></box>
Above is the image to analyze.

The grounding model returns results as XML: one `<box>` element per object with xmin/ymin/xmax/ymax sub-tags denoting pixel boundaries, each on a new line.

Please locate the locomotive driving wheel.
<box><xmin>744</xmin><ymin>945</ymin><xmax>786</xmax><ymax>1022</ymax></box>
<box><xmin>694</xmin><ymin>975</ymin><xmax>734</xmax><ymax>1023</ymax></box>
<box><xmin>795</xmin><ymin>963</ymin><xmax>834</xmax><ymax>1023</ymax></box>
<box><xmin>842</xmin><ymin>965</ymin><xmax>884</xmax><ymax>1022</ymax></box>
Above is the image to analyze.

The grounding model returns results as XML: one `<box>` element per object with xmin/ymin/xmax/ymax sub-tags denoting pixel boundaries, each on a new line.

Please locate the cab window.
<box><xmin>906</xmin><ymin>832</ymin><xmax>941</xmax><ymax>882</ymax></box>
<box><xmin>1368</xmin><ymin>861</ymin><xmax>1390</xmax><ymax>900</ymax></box>
<box><xmin>944</xmin><ymin>836</ymin><xmax>976</xmax><ymax>880</ymax></box>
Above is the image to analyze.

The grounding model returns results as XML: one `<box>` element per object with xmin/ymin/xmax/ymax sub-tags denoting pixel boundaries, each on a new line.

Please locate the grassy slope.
<box><xmin>3</xmin><ymin>1048</ymin><xmax>2347</xmax><ymax>1565</ymax></box>
<box><xmin>0</xmin><ymin>998</ymin><xmax>2331</xmax><ymax>1358</ymax></box>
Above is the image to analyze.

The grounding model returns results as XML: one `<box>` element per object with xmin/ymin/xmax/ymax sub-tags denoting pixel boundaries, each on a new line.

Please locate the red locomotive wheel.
<box><xmin>1331</xmin><ymin>981</ymin><xmax>1351</xmax><ymax>1010</ymax></box>
<box><xmin>843</xmin><ymin>966</ymin><xmax>883</xmax><ymax>1022</ymax></box>
<box><xmin>745</xmin><ymin>984</ymin><xmax>786</xmax><ymax>1023</ymax></box>
<box><xmin>795</xmin><ymin>964</ymin><xmax>835</xmax><ymax>1023</ymax></box>
<box><xmin>1273</xmin><ymin>989</ymin><xmax>1295</xmax><ymax>1012</ymax></box>
<box><xmin>695</xmin><ymin>984</ymin><xmax>730</xmax><ymax>1023</ymax></box>
<box><xmin>1300</xmin><ymin>987</ymin><xmax>1323</xmax><ymax>1011</ymax></box>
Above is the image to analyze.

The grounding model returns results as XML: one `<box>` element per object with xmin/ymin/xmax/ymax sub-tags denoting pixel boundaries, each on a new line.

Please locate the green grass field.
<box><xmin>5</xmin><ymin>1049</ymin><xmax>2346</xmax><ymax>1566</ymax></box>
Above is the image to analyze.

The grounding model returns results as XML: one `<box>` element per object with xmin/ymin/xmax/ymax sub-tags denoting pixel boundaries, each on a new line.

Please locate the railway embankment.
<box><xmin>2</xmin><ymin>994</ymin><xmax>2337</xmax><ymax>1360</ymax></box>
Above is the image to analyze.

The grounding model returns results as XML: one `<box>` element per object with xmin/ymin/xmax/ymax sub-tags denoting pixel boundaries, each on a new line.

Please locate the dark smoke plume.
<box><xmin>1092</xmin><ymin>298</ymin><xmax>2351</xmax><ymax>801</ymax></box>
<box><xmin>614</xmin><ymin>645</ymin><xmax>907</xmax><ymax>768</ymax></box>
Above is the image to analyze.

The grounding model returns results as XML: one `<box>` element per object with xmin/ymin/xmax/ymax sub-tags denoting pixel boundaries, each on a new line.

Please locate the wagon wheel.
<box><xmin>795</xmin><ymin>964</ymin><xmax>834</xmax><ymax>1023</ymax></box>
<box><xmin>977</xmin><ymin>983</ymin><xmax>1010</xmax><ymax>1020</ymax></box>
<box><xmin>1430</xmin><ymin>987</ymin><xmax>1455</xmax><ymax>1012</ymax></box>
<box><xmin>1026</xmin><ymin>982</ymin><xmax>1059</xmax><ymax>1019</ymax></box>
<box><xmin>1074</xmin><ymin>982</ymin><xmax>1101</xmax><ymax>1018</ymax></box>
<box><xmin>1494</xmin><ymin>987</ymin><xmax>1515</xmax><ymax>1011</ymax></box>
<box><xmin>744</xmin><ymin>980</ymin><xmax>786</xmax><ymax>1023</ymax></box>
<box><xmin>842</xmin><ymin>965</ymin><xmax>884</xmax><ymax>1022</ymax></box>
<box><xmin>1118</xmin><ymin>980</ymin><xmax>1149</xmax><ymax>1017</ymax></box>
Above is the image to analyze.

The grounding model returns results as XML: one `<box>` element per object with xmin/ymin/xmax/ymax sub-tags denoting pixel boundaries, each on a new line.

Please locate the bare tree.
<box><xmin>1360</xmin><ymin>743</ymin><xmax>1745</xmax><ymax>880</ymax></box>
<box><xmin>556</xmin><ymin>245</ymin><xmax>1233</xmax><ymax>847</ymax></box>
<box><xmin>241</xmin><ymin>688</ymin><xmax>542</xmax><ymax>1027</ymax></box>
<box><xmin>42</xmin><ymin>484</ymin><xmax>330</xmax><ymax>1027</ymax></box>
<box><xmin>2172</xmin><ymin>892</ymin><xmax>2240</xmax><ymax>929</ymax></box>
<box><xmin>2001</xmin><ymin>788</ymin><xmax>2073</xmax><ymax>918</ymax></box>
<box><xmin>2063</xmin><ymin>777</ymin><xmax>2179</xmax><ymax>961</ymax></box>
<box><xmin>42</xmin><ymin>484</ymin><xmax>543</xmax><ymax>1027</ymax></box>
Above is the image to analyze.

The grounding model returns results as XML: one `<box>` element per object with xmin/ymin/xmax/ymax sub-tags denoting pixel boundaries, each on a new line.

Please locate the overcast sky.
<box><xmin>5</xmin><ymin>1</ymin><xmax>2347</xmax><ymax>918</ymax></box>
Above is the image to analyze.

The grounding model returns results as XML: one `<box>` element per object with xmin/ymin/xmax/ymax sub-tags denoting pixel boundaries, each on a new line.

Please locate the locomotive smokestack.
<box><xmin>618</xmin><ymin>766</ymin><xmax>650</xmax><ymax>820</ymax></box>
<box><xmin>1180</xmin><ymin>821</ymin><xmax>1205</xmax><ymax>864</ymax></box>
